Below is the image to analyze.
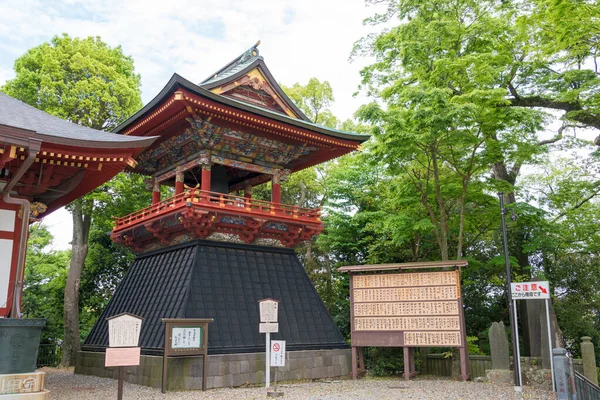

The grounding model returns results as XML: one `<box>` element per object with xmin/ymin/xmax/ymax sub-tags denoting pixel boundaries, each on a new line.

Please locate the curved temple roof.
<box><xmin>0</xmin><ymin>93</ymin><xmax>155</xmax><ymax>148</ymax></box>
<box><xmin>199</xmin><ymin>41</ymin><xmax>311</xmax><ymax>122</ymax></box>
<box><xmin>113</xmin><ymin>44</ymin><xmax>369</xmax><ymax>145</ymax></box>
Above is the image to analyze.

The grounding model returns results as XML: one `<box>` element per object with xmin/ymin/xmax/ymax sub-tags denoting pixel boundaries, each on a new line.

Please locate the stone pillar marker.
<box><xmin>581</xmin><ymin>336</ymin><xmax>598</xmax><ymax>385</ymax></box>
<box><xmin>553</xmin><ymin>348</ymin><xmax>571</xmax><ymax>400</ymax></box>
<box><xmin>490</xmin><ymin>322</ymin><xmax>510</xmax><ymax>370</ymax></box>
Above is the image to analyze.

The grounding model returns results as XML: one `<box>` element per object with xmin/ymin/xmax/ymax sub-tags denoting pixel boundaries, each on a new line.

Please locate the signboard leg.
<box><xmin>202</xmin><ymin>354</ymin><xmax>208</xmax><ymax>391</ymax></box>
<box><xmin>513</xmin><ymin>299</ymin><xmax>523</xmax><ymax>392</ymax></box>
<box><xmin>403</xmin><ymin>347</ymin><xmax>410</xmax><ymax>381</ymax></box>
<box><xmin>161</xmin><ymin>353</ymin><xmax>167</xmax><ymax>394</ymax></box>
<box><xmin>266</xmin><ymin>331</ymin><xmax>271</xmax><ymax>388</ymax></box>
<box><xmin>409</xmin><ymin>347</ymin><xmax>415</xmax><ymax>375</ymax></box>
<box><xmin>358</xmin><ymin>347</ymin><xmax>365</xmax><ymax>373</ymax></box>
<box><xmin>351</xmin><ymin>346</ymin><xmax>357</xmax><ymax>380</ymax></box>
<box><xmin>546</xmin><ymin>298</ymin><xmax>556</xmax><ymax>392</ymax></box>
<box><xmin>460</xmin><ymin>346</ymin><xmax>468</xmax><ymax>381</ymax></box>
<box><xmin>118</xmin><ymin>366</ymin><xmax>124</xmax><ymax>400</ymax></box>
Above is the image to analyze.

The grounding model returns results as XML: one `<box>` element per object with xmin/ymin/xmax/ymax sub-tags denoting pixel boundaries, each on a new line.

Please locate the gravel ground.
<box><xmin>43</xmin><ymin>368</ymin><xmax>556</xmax><ymax>400</ymax></box>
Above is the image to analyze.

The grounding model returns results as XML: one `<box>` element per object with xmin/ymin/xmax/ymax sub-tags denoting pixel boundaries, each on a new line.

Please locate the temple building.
<box><xmin>0</xmin><ymin>93</ymin><xmax>156</xmax><ymax>319</ymax></box>
<box><xmin>78</xmin><ymin>43</ymin><xmax>369</xmax><ymax>389</ymax></box>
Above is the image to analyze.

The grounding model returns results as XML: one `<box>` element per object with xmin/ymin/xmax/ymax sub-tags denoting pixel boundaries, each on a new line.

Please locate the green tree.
<box><xmin>520</xmin><ymin>157</ymin><xmax>600</xmax><ymax>353</ymax></box>
<box><xmin>352</xmin><ymin>0</ymin><xmax>600</xmax><ymax>356</ymax></box>
<box><xmin>3</xmin><ymin>34</ymin><xmax>143</xmax><ymax>366</ymax></box>
<box><xmin>22</xmin><ymin>225</ymin><xmax>70</xmax><ymax>342</ymax></box>
<box><xmin>78</xmin><ymin>173</ymin><xmax>151</xmax><ymax>339</ymax></box>
<box><xmin>282</xmin><ymin>78</ymin><xmax>338</xmax><ymax>127</ymax></box>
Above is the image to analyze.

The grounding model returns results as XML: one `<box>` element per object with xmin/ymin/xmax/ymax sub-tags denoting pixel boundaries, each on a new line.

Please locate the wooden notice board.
<box><xmin>351</xmin><ymin>270</ymin><xmax>463</xmax><ymax>347</ymax></box>
<box><xmin>161</xmin><ymin>318</ymin><xmax>213</xmax><ymax>393</ymax></box>
<box><xmin>339</xmin><ymin>261</ymin><xmax>469</xmax><ymax>381</ymax></box>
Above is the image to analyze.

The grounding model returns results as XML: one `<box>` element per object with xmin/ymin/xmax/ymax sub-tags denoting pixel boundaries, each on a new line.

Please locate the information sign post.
<box><xmin>258</xmin><ymin>298</ymin><xmax>279</xmax><ymax>389</ymax></box>
<box><xmin>161</xmin><ymin>318</ymin><xmax>213</xmax><ymax>393</ymax></box>
<box><xmin>105</xmin><ymin>313</ymin><xmax>144</xmax><ymax>400</ymax></box>
<box><xmin>339</xmin><ymin>261</ymin><xmax>470</xmax><ymax>382</ymax></box>
<box><xmin>510</xmin><ymin>281</ymin><xmax>554</xmax><ymax>392</ymax></box>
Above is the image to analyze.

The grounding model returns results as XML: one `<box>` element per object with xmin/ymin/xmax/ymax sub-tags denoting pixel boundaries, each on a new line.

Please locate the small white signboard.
<box><xmin>511</xmin><ymin>281</ymin><xmax>550</xmax><ymax>300</ymax></box>
<box><xmin>259</xmin><ymin>322</ymin><xmax>279</xmax><ymax>333</ymax></box>
<box><xmin>171</xmin><ymin>327</ymin><xmax>202</xmax><ymax>349</ymax></box>
<box><xmin>259</xmin><ymin>299</ymin><xmax>279</xmax><ymax>323</ymax></box>
<box><xmin>107</xmin><ymin>313</ymin><xmax>143</xmax><ymax>348</ymax></box>
<box><xmin>270</xmin><ymin>340</ymin><xmax>286</xmax><ymax>367</ymax></box>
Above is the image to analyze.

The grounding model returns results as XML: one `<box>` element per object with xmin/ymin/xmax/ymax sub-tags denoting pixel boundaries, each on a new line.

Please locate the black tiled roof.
<box><xmin>83</xmin><ymin>240</ymin><xmax>347</xmax><ymax>354</ymax></box>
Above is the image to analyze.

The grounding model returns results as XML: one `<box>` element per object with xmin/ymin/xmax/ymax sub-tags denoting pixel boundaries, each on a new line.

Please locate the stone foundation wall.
<box><xmin>75</xmin><ymin>348</ymin><xmax>352</xmax><ymax>390</ymax></box>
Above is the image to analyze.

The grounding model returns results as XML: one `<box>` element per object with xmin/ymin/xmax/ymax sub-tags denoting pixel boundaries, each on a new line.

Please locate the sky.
<box><xmin>0</xmin><ymin>0</ymin><xmax>380</xmax><ymax>250</ymax></box>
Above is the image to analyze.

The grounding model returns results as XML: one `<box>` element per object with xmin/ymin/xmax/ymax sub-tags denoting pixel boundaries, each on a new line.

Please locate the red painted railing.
<box><xmin>113</xmin><ymin>189</ymin><xmax>321</xmax><ymax>231</ymax></box>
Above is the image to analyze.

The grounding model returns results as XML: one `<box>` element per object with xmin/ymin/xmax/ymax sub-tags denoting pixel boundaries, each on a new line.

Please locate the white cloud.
<box><xmin>0</xmin><ymin>0</ymin><xmax>378</xmax><ymax>120</ymax></box>
<box><xmin>0</xmin><ymin>0</ymin><xmax>382</xmax><ymax>248</ymax></box>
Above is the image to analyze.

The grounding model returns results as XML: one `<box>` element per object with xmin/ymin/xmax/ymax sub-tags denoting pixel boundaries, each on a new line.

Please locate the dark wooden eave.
<box><xmin>338</xmin><ymin>260</ymin><xmax>469</xmax><ymax>273</ymax></box>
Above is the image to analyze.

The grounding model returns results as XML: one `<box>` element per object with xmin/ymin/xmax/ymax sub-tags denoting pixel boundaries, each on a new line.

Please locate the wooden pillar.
<box><xmin>271</xmin><ymin>181</ymin><xmax>281</xmax><ymax>204</ymax></box>
<box><xmin>175</xmin><ymin>167</ymin><xmax>184</xmax><ymax>195</ymax></box>
<box><xmin>152</xmin><ymin>180</ymin><xmax>161</xmax><ymax>205</ymax></box>
<box><xmin>201</xmin><ymin>163</ymin><xmax>211</xmax><ymax>192</ymax></box>
<box><xmin>244</xmin><ymin>184</ymin><xmax>252</xmax><ymax>209</ymax></box>
<box><xmin>271</xmin><ymin>170</ymin><xmax>289</xmax><ymax>204</ymax></box>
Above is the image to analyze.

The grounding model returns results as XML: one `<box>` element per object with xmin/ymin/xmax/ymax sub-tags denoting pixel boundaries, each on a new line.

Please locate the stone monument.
<box><xmin>485</xmin><ymin>321</ymin><xmax>512</xmax><ymax>384</ymax></box>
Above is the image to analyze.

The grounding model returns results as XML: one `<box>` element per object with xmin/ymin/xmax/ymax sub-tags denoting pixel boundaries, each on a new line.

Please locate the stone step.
<box><xmin>0</xmin><ymin>371</ymin><xmax>45</xmax><ymax>395</ymax></box>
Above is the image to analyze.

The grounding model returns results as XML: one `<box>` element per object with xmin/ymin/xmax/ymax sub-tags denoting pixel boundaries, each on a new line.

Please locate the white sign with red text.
<box><xmin>511</xmin><ymin>281</ymin><xmax>550</xmax><ymax>300</ymax></box>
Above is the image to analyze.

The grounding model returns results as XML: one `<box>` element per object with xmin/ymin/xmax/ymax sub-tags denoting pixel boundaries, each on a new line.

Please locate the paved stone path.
<box><xmin>43</xmin><ymin>368</ymin><xmax>556</xmax><ymax>399</ymax></box>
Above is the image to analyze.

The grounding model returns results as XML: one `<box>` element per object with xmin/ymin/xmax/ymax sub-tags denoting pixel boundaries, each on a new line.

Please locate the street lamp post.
<box><xmin>498</xmin><ymin>192</ymin><xmax>522</xmax><ymax>392</ymax></box>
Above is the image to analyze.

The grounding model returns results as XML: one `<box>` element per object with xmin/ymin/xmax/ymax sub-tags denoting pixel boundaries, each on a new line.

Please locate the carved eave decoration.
<box><xmin>134</xmin><ymin>114</ymin><xmax>317</xmax><ymax>175</ymax></box>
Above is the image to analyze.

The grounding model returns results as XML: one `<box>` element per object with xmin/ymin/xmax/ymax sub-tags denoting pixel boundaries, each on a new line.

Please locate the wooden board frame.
<box><xmin>344</xmin><ymin>264</ymin><xmax>469</xmax><ymax>381</ymax></box>
<box><xmin>161</xmin><ymin>318</ymin><xmax>213</xmax><ymax>392</ymax></box>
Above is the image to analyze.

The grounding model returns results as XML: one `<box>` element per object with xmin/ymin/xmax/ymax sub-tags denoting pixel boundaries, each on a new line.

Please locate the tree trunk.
<box><xmin>431</xmin><ymin>153</ymin><xmax>449</xmax><ymax>261</ymax></box>
<box><xmin>456</xmin><ymin>177</ymin><xmax>468</xmax><ymax>260</ymax></box>
<box><xmin>60</xmin><ymin>201</ymin><xmax>91</xmax><ymax>367</ymax></box>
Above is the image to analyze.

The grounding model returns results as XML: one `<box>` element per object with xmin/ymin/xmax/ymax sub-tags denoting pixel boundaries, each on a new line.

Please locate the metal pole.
<box><xmin>546</xmin><ymin>298</ymin><xmax>556</xmax><ymax>392</ymax></box>
<box><xmin>498</xmin><ymin>192</ymin><xmax>522</xmax><ymax>390</ymax></box>
<box><xmin>513</xmin><ymin>299</ymin><xmax>523</xmax><ymax>392</ymax></box>
<box><xmin>266</xmin><ymin>332</ymin><xmax>271</xmax><ymax>388</ymax></box>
